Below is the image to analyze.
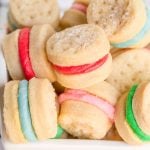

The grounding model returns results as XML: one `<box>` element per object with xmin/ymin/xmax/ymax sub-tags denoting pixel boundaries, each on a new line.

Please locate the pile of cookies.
<box><xmin>2</xmin><ymin>0</ymin><xmax>150</xmax><ymax>145</ymax></box>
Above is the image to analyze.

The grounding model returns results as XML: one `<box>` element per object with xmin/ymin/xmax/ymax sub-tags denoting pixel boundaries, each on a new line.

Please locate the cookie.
<box><xmin>3</xmin><ymin>78</ymin><xmax>65</xmax><ymax>143</ymax></box>
<box><xmin>58</xmin><ymin>81</ymin><xmax>120</xmax><ymax>139</ymax></box>
<box><xmin>3</xmin><ymin>81</ymin><xmax>26</xmax><ymax>143</ymax></box>
<box><xmin>115</xmin><ymin>82</ymin><xmax>150</xmax><ymax>144</ymax></box>
<box><xmin>46</xmin><ymin>24</ymin><xmax>111</xmax><ymax>88</ymax></box>
<box><xmin>87</xmin><ymin>0</ymin><xmax>150</xmax><ymax>48</ymax></box>
<box><xmin>2</xmin><ymin>24</ymin><xmax>56</xmax><ymax>82</ymax></box>
<box><xmin>8</xmin><ymin>0</ymin><xmax>60</xmax><ymax>31</ymax></box>
<box><xmin>107</xmin><ymin>48</ymin><xmax>150</xmax><ymax>93</ymax></box>
<box><xmin>60</xmin><ymin>0</ymin><xmax>89</xmax><ymax>29</ymax></box>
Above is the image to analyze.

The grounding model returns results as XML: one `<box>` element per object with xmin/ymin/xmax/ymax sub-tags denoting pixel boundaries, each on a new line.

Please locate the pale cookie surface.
<box><xmin>9</xmin><ymin>0</ymin><xmax>60</xmax><ymax>28</ymax></box>
<box><xmin>59</xmin><ymin>100</ymin><xmax>112</xmax><ymax>139</ymax></box>
<box><xmin>29</xmin><ymin>24</ymin><xmax>56</xmax><ymax>82</ymax></box>
<box><xmin>3</xmin><ymin>81</ymin><xmax>26</xmax><ymax>143</ymax></box>
<box><xmin>2</xmin><ymin>30</ymin><xmax>24</xmax><ymax>80</ymax></box>
<box><xmin>47</xmin><ymin>24</ymin><xmax>110</xmax><ymax>66</ymax></box>
<box><xmin>115</xmin><ymin>93</ymin><xmax>142</xmax><ymax>144</ymax></box>
<box><xmin>28</xmin><ymin>78</ymin><xmax>57</xmax><ymax>140</ymax></box>
<box><xmin>87</xmin><ymin>0</ymin><xmax>146</xmax><ymax>43</ymax></box>
<box><xmin>107</xmin><ymin>49</ymin><xmax>150</xmax><ymax>93</ymax></box>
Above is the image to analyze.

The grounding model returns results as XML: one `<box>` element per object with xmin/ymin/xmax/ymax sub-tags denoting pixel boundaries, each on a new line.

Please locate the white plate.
<box><xmin>0</xmin><ymin>0</ymin><xmax>150</xmax><ymax>149</ymax></box>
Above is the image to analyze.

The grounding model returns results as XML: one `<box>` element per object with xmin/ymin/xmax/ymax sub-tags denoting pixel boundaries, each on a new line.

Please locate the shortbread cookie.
<box><xmin>3</xmin><ymin>81</ymin><xmax>26</xmax><ymax>143</ymax></box>
<box><xmin>47</xmin><ymin>24</ymin><xmax>111</xmax><ymax>89</ymax></box>
<box><xmin>8</xmin><ymin>0</ymin><xmax>60</xmax><ymax>31</ymax></box>
<box><xmin>115</xmin><ymin>82</ymin><xmax>150</xmax><ymax>144</ymax></box>
<box><xmin>2</xmin><ymin>24</ymin><xmax>56</xmax><ymax>82</ymax></box>
<box><xmin>58</xmin><ymin>81</ymin><xmax>120</xmax><ymax>139</ymax></box>
<box><xmin>3</xmin><ymin>78</ymin><xmax>60</xmax><ymax>143</ymax></box>
<box><xmin>60</xmin><ymin>0</ymin><xmax>89</xmax><ymax>29</ymax></box>
<box><xmin>87</xmin><ymin>0</ymin><xmax>150</xmax><ymax>48</ymax></box>
<box><xmin>107</xmin><ymin>48</ymin><xmax>150</xmax><ymax>93</ymax></box>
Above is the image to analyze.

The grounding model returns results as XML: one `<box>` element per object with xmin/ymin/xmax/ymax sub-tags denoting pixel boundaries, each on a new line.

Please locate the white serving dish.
<box><xmin>0</xmin><ymin>0</ymin><xmax>150</xmax><ymax>149</ymax></box>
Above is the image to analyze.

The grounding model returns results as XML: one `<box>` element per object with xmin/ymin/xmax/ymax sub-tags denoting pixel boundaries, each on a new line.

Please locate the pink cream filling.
<box><xmin>58</xmin><ymin>89</ymin><xmax>115</xmax><ymax>121</ymax></box>
<box><xmin>71</xmin><ymin>2</ymin><xmax>87</xmax><ymax>14</ymax></box>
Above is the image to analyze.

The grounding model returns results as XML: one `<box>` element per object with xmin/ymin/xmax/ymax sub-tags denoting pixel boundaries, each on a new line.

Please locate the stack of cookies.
<box><xmin>2</xmin><ymin>0</ymin><xmax>150</xmax><ymax>146</ymax></box>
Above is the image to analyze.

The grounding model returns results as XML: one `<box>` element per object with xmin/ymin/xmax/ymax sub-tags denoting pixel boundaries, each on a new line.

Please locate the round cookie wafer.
<box><xmin>29</xmin><ymin>24</ymin><xmax>56</xmax><ymax>82</ymax></box>
<box><xmin>2</xmin><ymin>30</ymin><xmax>24</xmax><ymax>80</ymax></box>
<box><xmin>9</xmin><ymin>0</ymin><xmax>60</xmax><ymax>29</ymax></box>
<box><xmin>107</xmin><ymin>48</ymin><xmax>150</xmax><ymax>93</ymax></box>
<box><xmin>3</xmin><ymin>81</ymin><xmax>26</xmax><ymax>143</ymax></box>
<box><xmin>29</xmin><ymin>78</ymin><xmax>57</xmax><ymax>140</ymax></box>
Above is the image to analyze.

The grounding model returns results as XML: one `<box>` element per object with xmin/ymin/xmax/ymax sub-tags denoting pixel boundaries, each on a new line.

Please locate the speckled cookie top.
<box><xmin>48</xmin><ymin>24</ymin><xmax>105</xmax><ymax>53</ymax></box>
<box><xmin>47</xmin><ymin>24</ymin><xmax>110</xmax><ymax>65</ymax></box>
<box><xmin>87</xmin><ymin>0</ymin><xmax>132</xmax><ymax>37</ymax></box>
<box><xmin>107</xmin><ymin>49</ymin><xmax>150</xmax><ymax>93</ymax></box>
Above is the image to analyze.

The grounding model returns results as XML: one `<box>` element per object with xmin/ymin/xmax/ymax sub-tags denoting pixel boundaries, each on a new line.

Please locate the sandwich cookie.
<box><xmin>58</xmin><ymin>81</ymin><xmax>120</xmax><ymax>139</ymax></box>
<box><xmin>87</xmin><ymin>0</ymin><xmax>150</xmax><ymax>48</ymax></box>
<box><xmin>60</xmin><ymin>0</ymin><xmax>89</xmax><ymax>29</ymax></box>
<box><xmin>3</xmin><ymin>78</ymin><xmax>65</xmax><ymax>143</ymax></box>
<box><xmin>47</xmin><ymin>24</ymin><xmax>112</xmax><ymax>89</ymax></box>
<box><xmin>2</xmin><ymin>24</ymin><xmax>56</xmax><ymax>82</ymax></box>
<box><xmin>115</xmin><ymin>82</ymin><xmax>150</xmax><ymax>144</ymax></box>
<box><xmin>8</xmin><ymin>0</ymin><xmax>60</xmax><ymax>31</ymax></box>
<box><xmin>107</xmin><ymin>48</ymin><xmax>150</xmax><ymax>93</ymax></box>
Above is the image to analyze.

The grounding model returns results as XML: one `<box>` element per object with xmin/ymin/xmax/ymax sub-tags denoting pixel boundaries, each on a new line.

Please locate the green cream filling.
<box><xmin>126</xmin><ymin>85</ymin><xmax>150</xmax><ymax>141</ymax></box>
<box><xmin>54</xmin><ymin>125</ymin><xmax>64</xmax><ymax>139</ymax></box>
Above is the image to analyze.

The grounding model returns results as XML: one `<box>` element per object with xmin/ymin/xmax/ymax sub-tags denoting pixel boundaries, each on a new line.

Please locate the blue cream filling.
<box><xmin>18</xmin><ymin>80</ymin><xmax>37</xmax><ymax>141</ymax></box>
<box><xmin>112</xmin><ymin>4</ymin><xmax>150</xmax><ymax>48</ymax></box>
